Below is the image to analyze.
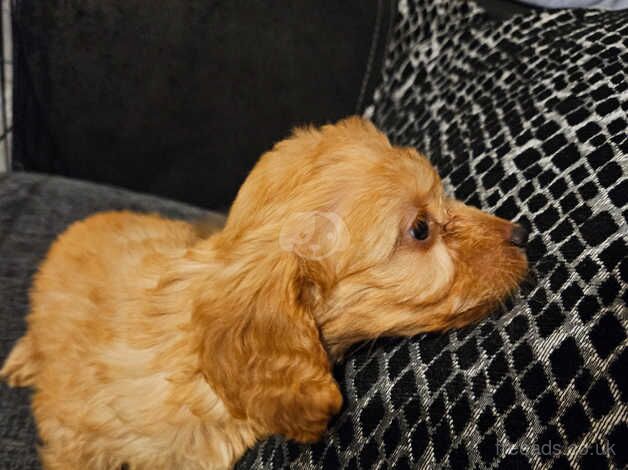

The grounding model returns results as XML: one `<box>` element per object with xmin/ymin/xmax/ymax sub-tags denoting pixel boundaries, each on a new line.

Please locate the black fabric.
<box><xmin>12</xmin><ymin>0</ymin><xmax>393</xmax><ymax>211</ymax></box>
<box><xmin>238</xmin><ymin>1</ymin><xmax>627</xmax><ymax>468</ymax></box>
<box><xmin>0</xmin><ymin>172</ymin><xmax>209</xmax><ymax>469</ymax></box>
<box><xmin>476</xmin><ymin>0</ymin><xmax>538</xmax><ymax>18</ymax></box>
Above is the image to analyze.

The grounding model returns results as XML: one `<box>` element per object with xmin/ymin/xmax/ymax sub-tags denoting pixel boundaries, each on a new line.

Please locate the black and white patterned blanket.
<box><xmin>238</xmin><ymin>1</ymin><xmax>627</xmax><ymax>468</ymax></box>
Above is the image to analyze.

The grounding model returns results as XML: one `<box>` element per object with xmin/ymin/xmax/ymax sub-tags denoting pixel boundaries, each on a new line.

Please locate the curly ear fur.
<box><xmin>192</xmin><ymin>236</ymin><xmax>342</xmax><ymax>442</ymax></box>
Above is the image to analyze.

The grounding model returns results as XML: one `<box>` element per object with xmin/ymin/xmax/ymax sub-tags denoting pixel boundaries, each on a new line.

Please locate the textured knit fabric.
<box><xmin>237</xmin><ymin>1</ymin><xmax>627</xmax><ymax>469</ymax></box>
<box><xmin>0</xmin><ymin>173</ymin><xmax>207</xmax><ymax>469</ymax></box>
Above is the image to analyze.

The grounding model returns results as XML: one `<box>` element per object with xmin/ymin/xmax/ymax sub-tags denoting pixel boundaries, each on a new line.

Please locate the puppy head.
<box><xmin>221</xmin><ymin>116</ymin><xmax>527</xmax><ymax>354</ymax></box>
<box><xmin>193</xmin><ymin>117</ymin><xmax>526</xmax><ymax>439</ymax></box>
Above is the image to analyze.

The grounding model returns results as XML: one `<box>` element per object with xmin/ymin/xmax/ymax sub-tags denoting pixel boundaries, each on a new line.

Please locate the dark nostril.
<box><xmin>509</xmin><ymin>224</ymin><xmax>529</xmax><ymax>248</ymax></box>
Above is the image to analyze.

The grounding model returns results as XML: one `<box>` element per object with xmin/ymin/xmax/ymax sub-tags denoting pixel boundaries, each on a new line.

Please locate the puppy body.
<box><xmin>2</xmin><ymin>117</ymin><xmax>527</xmax><ymax>469</ymax></box>
<box><xmin>4</xmin><ymin>213</ymin><xmax>257</xmax><ymax>469</ymax></box>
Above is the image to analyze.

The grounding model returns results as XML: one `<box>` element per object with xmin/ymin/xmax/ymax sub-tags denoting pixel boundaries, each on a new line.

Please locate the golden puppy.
<box><xmin>1</xmin><ymin>117</ymin><xmax>528</xmax><ymax>469</ymax></box>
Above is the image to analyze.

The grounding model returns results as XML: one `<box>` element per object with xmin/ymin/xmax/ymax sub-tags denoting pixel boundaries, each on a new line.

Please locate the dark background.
<box><xmin>12</xmin><ymin>0</ymin><xmax>530</xmax><ymax>211</ymax></box>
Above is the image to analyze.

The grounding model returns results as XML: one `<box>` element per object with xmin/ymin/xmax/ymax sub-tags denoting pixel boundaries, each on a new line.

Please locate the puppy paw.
<box><xmin>0</xmin><ymin>335</ymin><xmax>38</xmax><ymax>387</ymax></box>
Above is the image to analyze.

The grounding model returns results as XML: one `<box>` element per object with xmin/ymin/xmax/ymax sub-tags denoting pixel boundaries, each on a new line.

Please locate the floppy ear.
<box><xmin>192</xmin><ymin>247</ymin><xmax>342</xmax><ymax>442</ymax></box>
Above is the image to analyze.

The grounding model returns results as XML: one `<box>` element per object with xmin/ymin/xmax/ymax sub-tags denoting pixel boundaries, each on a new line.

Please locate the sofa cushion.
<box><xmin>12</xmin><ymin>0</ymin><xmax>390</xmax><ymax>210</ymax></box>
<box><xmin>238</xmin><ymin>1</ymin><xmax>627</xmax><ymax>468</ymax></box>
<box><xmin>0</xmin><ymin>172</ymin><xmax>209</xmax><ymax>469</ymax></box>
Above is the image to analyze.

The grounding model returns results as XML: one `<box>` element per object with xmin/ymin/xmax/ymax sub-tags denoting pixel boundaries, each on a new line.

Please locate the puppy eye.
<box><xmin>410</xmin><ymin>219</ymin><xmax>429</xmax><ymax>241</ymax></box>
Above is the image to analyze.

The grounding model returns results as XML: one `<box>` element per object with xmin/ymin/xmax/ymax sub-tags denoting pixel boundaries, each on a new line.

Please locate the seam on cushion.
<box><xmin>356</xmin><ymin>0</ymin><xmax>389</xmax><ymax>114</ymax></box>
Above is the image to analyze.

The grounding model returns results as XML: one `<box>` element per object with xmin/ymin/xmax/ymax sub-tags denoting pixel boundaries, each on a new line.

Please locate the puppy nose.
<box><xmin>509</xmin><ymin>224</ymin><xmax>529</xmax><ymax>248</ymax></box>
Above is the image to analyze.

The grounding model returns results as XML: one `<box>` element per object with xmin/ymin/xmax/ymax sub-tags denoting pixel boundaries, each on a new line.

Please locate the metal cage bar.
<box><xmin>0</xmin><ymin>0</ymin><xmax>12</xmax><ymax>173</ymax></box>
